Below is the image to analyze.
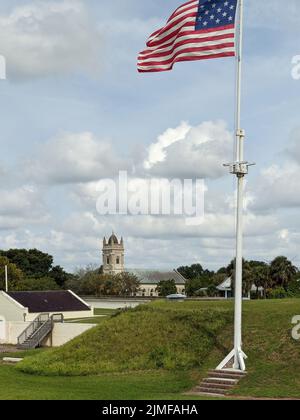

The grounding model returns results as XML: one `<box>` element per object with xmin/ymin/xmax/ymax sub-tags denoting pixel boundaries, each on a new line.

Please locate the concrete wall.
<box><xmin>1</xmin><ymin>321</ymin><xmax>95</xmax><ymax>346</ymax></box>
<box><xmin>0</xmin><ymin>291</ymin><xmax>27</xmax><ymax>322</ymax></box>
<box><xmin>25</xmin><ymin>309</ymin><xmax>94</xmax><ymax>322</ymax></box>
<box><xmin>1</xmin><ymin>321</ymin><xmax>31</xmax><ymax>345</ymax></box>
<box><xmin>0</xmin><ymin>317</ymin><xmax>6</xmax><ymax>342</ymax></box>
<box><xmin>43</xmin><ymin>323</ymin><xmax>95</xmax><ymax>347</ymax></box>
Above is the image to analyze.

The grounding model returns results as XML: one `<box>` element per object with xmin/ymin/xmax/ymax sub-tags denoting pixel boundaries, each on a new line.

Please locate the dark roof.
<box><xmin>129</xmin><ymin>269</ymin><xmax>186</xmax><ymax>285</ymax></box>
<box><xmin>7</xmin><ymin>291</ymin><xmax>90</xmax><ymax>313</ymax></box>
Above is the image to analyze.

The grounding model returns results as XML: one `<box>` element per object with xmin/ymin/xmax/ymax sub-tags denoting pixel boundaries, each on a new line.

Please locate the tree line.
<box><xmin>67</xmin><ymin>265</ymin><xmax>140</xmax><ymax>296</ymax></box>
<box><xmin>177</xmin><ymin>256</ymin><xmax>300</xmax><ymax>299</ymax></box>
<box><xmin>0</xmin><ymin>249</ymin><xmax>140</xmax><ymax>297</ymax></box>
<box><xmin>0</xmin><ymin>249</ymin><xmax>74</xmax><ymax>291</ymax></box>
<box><xmin>0</xmin><ymin>248</ymin><xmax>299</xmax><ymax>299</ymax></box>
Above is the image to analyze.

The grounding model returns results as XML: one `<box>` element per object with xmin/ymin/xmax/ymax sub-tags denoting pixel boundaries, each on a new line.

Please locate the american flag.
<box><xmin>138</xmin><ymin>0</ymin><xmax>238</xmax><ymax>73</ymax></box>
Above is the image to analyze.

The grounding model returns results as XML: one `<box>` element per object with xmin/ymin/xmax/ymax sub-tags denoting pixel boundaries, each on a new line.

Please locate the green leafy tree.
<box><xmin>156</xmin><ymin>279</ymin><xmax>177</xmax><ymax>297</ymax></box>
<box><xmin>185</xmin><ymin>278</ymin><xmax>204</xmax><ymax>297</ymax></box>
<box><xmin>68</xmin><ymin>268</ymin><xmax>140</xmax><ymax>297</ymax></box>
<box><xmin>0</xmin><ymin>256</ymin><xmax>24</xmax><ymax>290</ymax></box>
<box><xmin>252</xmin><ymin>264</ymin><xmax>271</xmax><ymax>299</ymax></box>
<box><xmin>114</xmin><ymin>272</ymin><xmax>140</xmax><ymax>296</ymax></box>
<box><xmin>212</xmin><ymin>272</ymin><xmax>227</xmax><ymax>287</ymax></box>
<box><xmin>0</xmin><ymin>249</ymin><xmax>53</xmax><ymax>278</ymax></box>
<box><xmin>207</xmin><ymin>285</ymin><xmax>218</xmax><ymax>297</ymax></box>
<box><xmin>270</xmin><ymin>256</ymin><xmax>298</xmax><ymax>290</ymax></box>
<box><xmin>177</xmin><ymin>264</ymin><xmax>204</xmax><ymax>280</ymax></box>
<box><xmin>287</xmin><ymin>275</ymin><xmax>300</xmax><ymax>297</ymax></box>
<box><xmin>267</xmin><ymin>287</ymin><xmax>291</xmax><ymax>299</ymax></box>
<box><xmin>49</xmin><ymin>265</ymin><xmax>74</xmax><ymax>288</ymax></box>
<box><xmin>185</xmin><ymin>275</ymin><xmax>217</xmax><ymax>297</ymax></box>
<box><xmin>226</xmin><ymin>259</ymin><xmax>256</xmax><ymax>296</ymax></box>
<box><xmin>14</xmin><ymin>277</ymin><xmax>60</xmax><ymax>291</ymax></box>
<box><xmin>80</xmin><ymin>271</ymin><xmax>104</xmax><ymax>296</ymax></box>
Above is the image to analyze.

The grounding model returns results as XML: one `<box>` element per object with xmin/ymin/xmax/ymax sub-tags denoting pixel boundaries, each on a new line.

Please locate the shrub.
<box><xmin>267</xmin><ymin>287</ymin><xmax>292</xmax><ymax>299</ymax></box>
<box><xmin>287</xmin><ymin>280</ymin><xmax>300</xmax><ymax>297</ymax></box>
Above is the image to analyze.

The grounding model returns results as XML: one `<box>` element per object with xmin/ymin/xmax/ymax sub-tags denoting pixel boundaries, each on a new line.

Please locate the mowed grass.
<box><xmin>94</xmin><ymin>308</ymin><xmax>117</xmax><ymax>316</ymax></box>
<box><xmin>0</xmin><ymin>363</ymin><xmax>213</xmax><ymax>400</ymax></box>
<box><xmin>64</xmin><ymin>308</ymin><xmax>117</xmax><ymax>325</ymax></box>
<box><xmin>233</xmin><ymin>299</ymin><xmax>300</xmax><ymax>398</ymax></box>
<box><xmin>174</xmin><ymin>299</ymin><xmax>300</xmax><ymax>399</ymax></box>
<box><xmin>3</xmin><ymin>299</ymin><xmax>300</xmax><ymax>399</ymax></box>
<box><xmin>18</xmin><ymin>302</ymin><xmax>231</xmax><ymax>376</ymax></box>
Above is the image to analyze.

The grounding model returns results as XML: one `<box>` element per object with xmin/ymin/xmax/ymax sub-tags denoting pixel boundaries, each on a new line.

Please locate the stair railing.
<box><xmin>17</xmin><ymin>313</ymin><xmax>64</xmax><ymax>348</ymax></box>
<box><xmin>17</xmin><ymin>313</ymin><xmax>50</xmax><ymax>347</ymax></box>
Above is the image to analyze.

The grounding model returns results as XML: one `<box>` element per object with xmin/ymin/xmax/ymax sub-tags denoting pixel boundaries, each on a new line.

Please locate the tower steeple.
<box><xmin>102</xmin><ymin>233</ymin><xmax>125</xmax><ymax>275</ymax></box>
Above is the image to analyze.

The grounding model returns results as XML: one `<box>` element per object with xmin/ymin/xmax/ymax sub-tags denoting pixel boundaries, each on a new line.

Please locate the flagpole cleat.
<box><xmin>223</xmin><ymin>161</ymin><xmax>255</xmax><ymax>177</ymax></box>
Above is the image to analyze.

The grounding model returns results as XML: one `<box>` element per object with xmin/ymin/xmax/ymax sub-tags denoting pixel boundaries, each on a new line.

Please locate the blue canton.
<box><xmin>195</xmin><ymin>0</ymin><xmax>238</xmax><ymax>31</ymax></box>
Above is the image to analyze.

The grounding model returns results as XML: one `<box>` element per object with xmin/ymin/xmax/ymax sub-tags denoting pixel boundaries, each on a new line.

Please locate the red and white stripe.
<box><xmin>138</xmin><ymin>0</ymin><xmax>236</xmax><ymax>73</ymax></box>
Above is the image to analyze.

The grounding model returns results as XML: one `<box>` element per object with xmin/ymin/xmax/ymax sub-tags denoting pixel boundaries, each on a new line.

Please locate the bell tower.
<box><xmin>102</xmin><ymin>233</ymin><xmax>125</xmax><ymax>275</ymax></box>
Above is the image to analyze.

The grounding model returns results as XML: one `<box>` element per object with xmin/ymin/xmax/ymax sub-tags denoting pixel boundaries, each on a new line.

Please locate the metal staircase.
<box><xmin>17</xmin><ymin>313</ymin><xmax>63</xmax><ymax>350</ymax></box>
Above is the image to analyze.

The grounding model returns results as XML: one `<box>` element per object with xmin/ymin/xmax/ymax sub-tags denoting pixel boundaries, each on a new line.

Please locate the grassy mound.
<box><xmin>17</xmin><ymin>301</ymin><xmax>232</xmax><ymax>376</ymax></box>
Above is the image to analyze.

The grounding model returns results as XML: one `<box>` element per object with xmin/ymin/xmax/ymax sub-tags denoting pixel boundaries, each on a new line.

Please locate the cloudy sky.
<box><xmin>0</xmin><ymin>0</ymin><xmax>300</xmax><ymax>272</ymax></box>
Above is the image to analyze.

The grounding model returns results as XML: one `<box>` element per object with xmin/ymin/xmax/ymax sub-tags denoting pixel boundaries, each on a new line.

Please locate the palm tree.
<box><xmin>226</xmin><ymin>259</ymin><xmax>255</xmax><ymax>297</ymax></box>
<box><xmin>270</xmin><ymin>256</ymin><xmax>298</xmax><ymax>291</ymax></box>
<box><xmin>253</xmin><ymin>264</ymin><xmax>271</xmax><ymax>299</ymax></box>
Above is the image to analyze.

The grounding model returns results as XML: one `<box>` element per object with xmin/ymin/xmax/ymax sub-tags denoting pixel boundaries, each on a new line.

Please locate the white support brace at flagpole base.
<box><xmin>216</xmin><ymin>0</ymin><xmax>255</xmax><ymax>372</ymax></box>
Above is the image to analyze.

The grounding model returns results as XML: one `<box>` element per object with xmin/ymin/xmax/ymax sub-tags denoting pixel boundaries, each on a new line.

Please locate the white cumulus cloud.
<box><xmin>143</xmin><ymin>120</ymin><xmax>233</xmax><ymax>179</ymax></box>
<box><xmin>25</xmin><ymin>131</ymin><xmax>129</xmax><ymax>185</ymax></box>
<box><xmin>0</xmin><ymin>0</ymin><xmax>101</xmax><ymax>79</ymax></box>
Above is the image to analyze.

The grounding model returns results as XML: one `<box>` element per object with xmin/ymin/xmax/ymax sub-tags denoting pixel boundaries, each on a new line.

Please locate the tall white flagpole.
<box><xmin>5</xmin><ymin>265</ymin><xmax>8</xmax><ymax>293</ymax></box>
<box><xmin>233</xmin><ymin>0</ymin><xmax>246</xmax><ymax>372</ymax></box>
<box><xmin>217</xmin><ymin>0</ymin><xmax>254</xmax><ymax>372</ymax></box>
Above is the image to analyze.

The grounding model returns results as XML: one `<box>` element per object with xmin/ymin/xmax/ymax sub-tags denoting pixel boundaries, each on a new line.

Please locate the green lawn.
<box><xmin>1</xmin><ymin>299</ymin><xmax>300</xmax><ymax>399</ymax></box>
<box><xmin>65</xmin><ymin>316</ymin><xmax>107</xmax><ymax>325</ymax></box>
<box><xmin>65</xmin><ymin>308</ymin><xmax>117</xmax><ymax>324</ymax></box>
<box><xmin>94</xmin><ymin>308</ymin><xmax>117</xmax><ymax>316</ymax></box>
<box><xmin>0</xmin><ymin>361</ymin><xmax>218</xmax><ymax>400</ymax></box>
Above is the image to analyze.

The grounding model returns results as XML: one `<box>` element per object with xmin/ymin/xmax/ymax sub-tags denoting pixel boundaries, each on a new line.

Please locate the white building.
<box><xmin>217</xmin><ymin>277</ymin><xmax>264</xmax><ymax>299</ymax></box>
<box><xmin>0</xmin><ymin>290</ymin><xmax>94</xmax><ymax>347</ymax></box>
<box><xmin>0</xmin><ymin>290</ymin><xmax>93</xmax><ymax>322</ymax></box>
<box><xmin>130</xmin><ymin>269</ymin><xmax>186</xmax><ymax>297</ymax></box>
